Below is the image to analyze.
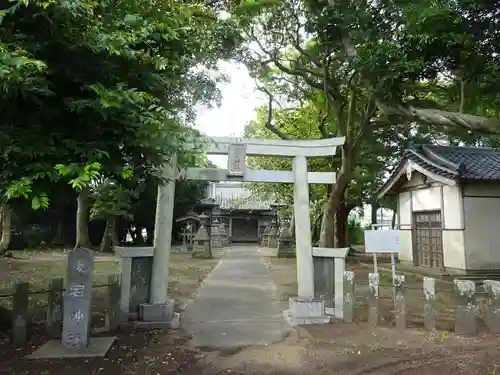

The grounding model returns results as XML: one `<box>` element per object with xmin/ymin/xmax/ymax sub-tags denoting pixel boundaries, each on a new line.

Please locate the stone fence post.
<box><xmin>368</xmin><ymin>273</ymin><xmax>379</xmax><ymax>327</ymax></box>
<box><xmin>393</xmin><ymin>275</ymin><xmax>406</xmax><ymax>329</ymax></box>
<box><xmin>483</xmin><ymin>280</ymin><xmax>500</xmax><ymax>333</ymax></box>
<box><xmin>343</xmin><ymin>271</ymin><xmax>355</xmax><ymax>323</ymax></box>
<box><xmin>423</xmin><ymin>277</ymin><xmax>436</xmax><ymax>331</ymax></box>
<box><xmin>12</xmin><ymin>281</ymin><xmax>29</xmax><ymax>345</ymax></box>
<box><xmin>454</xmin><ymin>279</ymin><xmax>476</xmax><ymax>336</ymax></box>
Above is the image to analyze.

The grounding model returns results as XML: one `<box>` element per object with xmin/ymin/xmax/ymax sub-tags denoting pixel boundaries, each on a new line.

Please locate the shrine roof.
<box><xmin>378</xmin><ymin>144</ymin><xmax>500</xmax><ymax>198</ymax></box>
<box><xmin>202</xmin><ymin>182</ymin><xmax>274</xmax><ymax>211</ymax></box>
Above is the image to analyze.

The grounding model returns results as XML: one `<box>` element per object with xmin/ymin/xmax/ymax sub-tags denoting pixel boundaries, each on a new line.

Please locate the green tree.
<box><xmin>237</xmin><ymin>0</ymin><xmax>500</xmax><ymax>247</ymax></box>
<box><xmin>0</xmin><ymin>0</ymin><xmax>242</xmax><ymax>247</ymax></box>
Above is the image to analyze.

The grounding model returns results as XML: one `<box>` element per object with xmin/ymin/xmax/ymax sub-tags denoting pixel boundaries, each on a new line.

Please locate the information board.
<box><xmin>364</xmin><ymin>229</ymin><xmax>400</xmax><ymax>253</ymax></box>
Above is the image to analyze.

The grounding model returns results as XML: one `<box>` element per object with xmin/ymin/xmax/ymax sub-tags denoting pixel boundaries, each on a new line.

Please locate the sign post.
<box><xmin>364</xmin><ymin>225</ymin><xmax>400</xmax><ymax>300</ymax></box>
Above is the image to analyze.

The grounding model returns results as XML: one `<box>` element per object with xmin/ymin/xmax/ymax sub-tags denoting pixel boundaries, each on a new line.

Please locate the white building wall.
<box><xmin>396</xmin><ymin>172</ymin><xmax>466</xmax><ymax>270</ymax></box>
<box><xmin>462</xmin><ymin>182</ymin><xmax>500</xmax><ymax>269</ymax></box>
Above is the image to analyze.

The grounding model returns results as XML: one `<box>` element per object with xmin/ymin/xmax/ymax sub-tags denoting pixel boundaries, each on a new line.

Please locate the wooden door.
<box><xmin>231</xmin><ymin>218</ymin><xmax>259</xmax><ymax>242</ymax></box>
<box><xmin>413</xmin><ymin>211</ymin><xmax>444</xmax><ymax>268</ymax></box>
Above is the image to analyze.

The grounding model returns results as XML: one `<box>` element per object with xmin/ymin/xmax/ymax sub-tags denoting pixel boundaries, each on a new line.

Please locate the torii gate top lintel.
<box><xmin>204</xmin><ymin>136</ymin><xmax>346</xmax><ymax>158</ymax></box>
<box><xmin>182</xmin><ymin>136</ymin><xmax>346</xmax><ymax>184</ymax></box>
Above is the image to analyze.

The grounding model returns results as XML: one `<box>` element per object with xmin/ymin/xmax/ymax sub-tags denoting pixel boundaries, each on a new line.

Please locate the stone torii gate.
<box><xmin>144</xmin><ymin>136</ymin><xmax>345</xmax><ymax>325</ymax></box>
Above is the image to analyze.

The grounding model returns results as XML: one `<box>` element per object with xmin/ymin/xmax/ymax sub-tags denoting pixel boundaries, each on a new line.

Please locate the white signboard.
<box><xmin>227</xmin><ymin>143</ymin><xmax>246</xmax><ymax>177</ymax></box>
<box><xmin>364</xmin><ymin>230</ymin><xmax>400</xmax><ymax>253</ymax></box>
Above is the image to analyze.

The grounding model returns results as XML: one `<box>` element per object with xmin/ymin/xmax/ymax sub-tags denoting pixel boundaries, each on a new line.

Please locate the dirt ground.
<box><xmin>0</xmin><ymin>248</ymin><xmax>224</xmax><ymax>375</ymax></box>
<box><xmin>214</xmin><ymin>247</ymin><xmax>500</xmax><ymax>375</ymax></box>
<box><xmin>3</xmin><ymin>247</ymin><xmax>500</xmax><ymax>374</ymax></box>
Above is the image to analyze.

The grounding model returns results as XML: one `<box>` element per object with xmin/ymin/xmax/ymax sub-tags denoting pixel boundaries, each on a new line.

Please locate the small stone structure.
<box><xmin>115</xmin><ymin>246</ymin><xmax>154</xmax><ymax>321</ymax></box>
<box><xmin>267</xmin><ymin>219</ymin><xmax>279</xmax><ymax>248</ymax></box>
<box><xmin>192</xmin><ymin>213</ymin><xmax>212</xmax><ymax>259</ymax></box>
<box><xmin>312</xmin><ymin>247</ymin><xmax>349</xmax><ymax>317</ymax></box>
<box><xmin>261</xmin><ymin>223</ymin><xmax>271</xmax><ymax>246</ymax></box>
<box><xmin>219</xmin><ymin>221</ymin><xmax>229</xmax><ymax>246</ymax></box>
<box><xmin>211</xmin><ymin>219</ymin><xmax>223</xmax><ymax>249</ymax></box>
<box><xmin>277</xmin><ymin>219</ymin><xmax>295</xmax><ymax>258</ymax></box>
<box><xmin>27</xmin><ymin>248</ymin><xmax>116</xmax><ymax>359</ymax></box>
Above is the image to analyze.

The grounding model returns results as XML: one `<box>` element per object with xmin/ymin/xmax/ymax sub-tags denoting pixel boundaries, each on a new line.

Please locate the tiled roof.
<box><xmin>379</xmin><ymin>144</ymin><xmax>500</xmax><ymax>197</ymax></box>
<box><xmin>201</xmin><ymin>183</ymin><xmax>273</xmax><ymax>211</ymax></box>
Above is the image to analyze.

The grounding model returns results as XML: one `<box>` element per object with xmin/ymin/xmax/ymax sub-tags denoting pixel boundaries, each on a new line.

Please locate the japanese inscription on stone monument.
<box><xmin>62</xmin><ymin>247</ymin><xmax>93</xmax><ymax>349</ymax></box>
<box><xmin>227</xmin><ymin>143</ymin><xmax>246</xmax><ymax>177</ymax></box>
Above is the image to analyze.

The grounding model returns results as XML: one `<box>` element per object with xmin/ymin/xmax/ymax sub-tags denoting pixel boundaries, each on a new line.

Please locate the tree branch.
<box><xmin>256</xmin><ymin>86</ymin><xmax>292</xmax><ymax>140</ymax></box>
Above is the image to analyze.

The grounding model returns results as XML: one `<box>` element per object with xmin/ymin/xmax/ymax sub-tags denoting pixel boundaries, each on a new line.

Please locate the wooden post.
<box><xmin>368</xmin><ymin>273</ymin><xmax>379</xmax><ymax>327</ymax></box>
<box><xmin>47</xmin><ymin>277</ymin><xmax>64</xmax><ymax>338</ymax></box>
<box><xmin>454</xmin><ymin>279</ymin><xmax>476</xmax><ymax>336</ymax></box>
<box><xmin>483</xmin><ymin>280</ymin><xmax>500</xmax><ymax>333</ymax></box>
<box><xmin>106</xmin><ymin>275</ymin><xmax>121</xmax><ymax>331</ymax></box>
<box><xmin>343</xmin><ymin>271</ymin><xmax>355</xmax><ymax>323</ymax></box>
<box><xmin>12</xmin><ymin>281</ymin><xmax>29</xmax><ymax>345</ymax></box>
<box><xmin>393</xmin><ymin>274</ymin><xmax>406</xmax><ymax>329</ymax></box>
<box><xmin>423</xmin><ymin>277</ymin><xmax>436</xmax><ymax>331</ymax></box>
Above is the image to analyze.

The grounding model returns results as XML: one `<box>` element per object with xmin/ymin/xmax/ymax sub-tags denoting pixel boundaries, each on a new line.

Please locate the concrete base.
<box><xmin>132</xmin><ymin>312</ymin><xmax>180</xmax><ymax>330</ymax></box>
<box><xmin>282</xmin><ymin>297</ymin><xmax>331</xmax><ymax>326</ymax></box>
<box><xmin>139</xmin><ymin>300</ymin><xmax>174</xmax><ymax>321</ymax></box>
<box><xmin>26</xmin><ymin>337</ymin><xmax>116</xmax><ymax>359</ymax></box>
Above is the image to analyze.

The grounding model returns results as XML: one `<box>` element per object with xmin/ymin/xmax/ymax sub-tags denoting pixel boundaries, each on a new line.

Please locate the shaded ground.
<box><xmin>0</xmin><ymin>247</ymin><xmax>224</xmax><ymax>375</ymax></box>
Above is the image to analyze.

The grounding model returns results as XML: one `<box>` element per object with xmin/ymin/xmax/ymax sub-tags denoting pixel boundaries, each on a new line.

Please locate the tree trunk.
<box><xmin>51</xmin><ymin>221</ymin><xmax>64</xmax><ymax>246</ymax></box>
<box><xmin>336</xmin><ymin>200</ymin><xmax>351</xmax><ymax>247</ymax></box>
<box><xmin>75</xmin><ymin>187</ymin><xmax>92</xmax><ymax>248</ymax></box>
<box><xmin>371</xmin><ymin>202</ymin><xmax>379</xmax><ymax>226</ymax></box>
<box><xmin>0</xmin><ymin>203</ymin><xmax>11</xmax><ymax>255</ymax></box>
<box><xmin>319</xmin><ymin>143</ymin><xmax>355</xmax><ymax>248</ymax></box>
<box><xmin>100</xmin><ymin>217</ymin><xmax>118</xmax><ymax>253</ymax></box>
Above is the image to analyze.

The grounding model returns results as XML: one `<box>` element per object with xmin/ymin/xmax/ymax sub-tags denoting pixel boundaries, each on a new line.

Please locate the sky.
<box><xmin>194</xmin><ymin>60</ymin><xmax>266</xmax><ymax>168</ymax></box>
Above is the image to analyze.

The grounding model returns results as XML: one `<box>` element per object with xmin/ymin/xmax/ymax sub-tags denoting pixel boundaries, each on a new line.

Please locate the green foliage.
<box><xmin>347</xmin><ymin>217</ymin><xmax>364</xmax><ymax>245</ymax></box>
<box><xmin>90</xmin><ymin>181</ymin><xmax>137</xmax><ymax>221</ymax></box>
<box><xmin>0</xmin><ymin>0</ymin><xmax>243</xmax><ymax>210</ymax></box>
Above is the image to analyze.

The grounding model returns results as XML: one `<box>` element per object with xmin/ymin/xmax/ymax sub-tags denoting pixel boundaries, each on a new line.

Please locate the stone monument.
<box><xmin>277</xmin><ymin>219</ymin><xmax>295</xmax><ymax>258</ymax></box>
<box><xmin>27</xmin><ymin>247</ymin><xmax>116</xmax><ymax>359</ymax></box>
<box><xmin>192</xmin><ymin>213</ymin><xmax>212</xmax><ymax>259</ymax></box>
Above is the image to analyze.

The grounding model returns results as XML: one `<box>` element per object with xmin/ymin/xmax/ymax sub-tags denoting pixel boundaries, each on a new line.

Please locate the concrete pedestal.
<box><xmin>283</xmin><ymin>297</ymin><xmax>331</xmax><ymax>326</ymax></box>
<box><xmin>135</xmin><ymin>299</ymin><xmax>180</xmax><ymax>329</ymax></box>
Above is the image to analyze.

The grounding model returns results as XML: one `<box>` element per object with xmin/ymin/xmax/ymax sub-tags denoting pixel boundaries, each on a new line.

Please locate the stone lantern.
<box><xmin>192</xmin><ymin>213</ymin><xmax>212</xmax><ymax>259</ymax></box>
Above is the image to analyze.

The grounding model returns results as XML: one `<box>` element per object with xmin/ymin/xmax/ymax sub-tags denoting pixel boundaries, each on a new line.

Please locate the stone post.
<box><xmin>211</xmin><ymin>219</ymin><xmax>223</xmax><ymax>249</ymax></box>
<box><xmin>393</xmin><ymin>275</ymin><xmax>406</xmax><ymax>329</ymax></box>
<box><xmin>277</xmin><ymin>219</ymin><xmax>295</xmax><ymax>258</ymax></box>
<box><xmin>454</xmin><ymin>279</ymin><xmax>476</xmax><ymax>336</ymax></box>
<box><xmin>192</xmin><ymin>213</ymin><xmax>212</xmax><ymax>259</ymax></box>
<box><xmin>150</xmin><ymin>155</ymin><xmax>176</xmax><ymax>305</ymax></box>
<box><xmin>423</xmin><ymin>277</ymin><xmax>436</xmax><ymax>331</ymax></box>
<box><xmin>293</xmin><ymin>155</ymin><xmax>314</xmax><ymax>298</ymax></box>
<box><xmin>267</xmin><ymin>219</ymin><xmax>279</xmax><ymax>248</ymax></box>
<box><xmin>484</xmin><ymin>280</ymin><xmax>500</xmax><ymax>333</ymax></box>
<box><xmin>343</xmin><ymin>271</ymin><xmax>355</xmax><ymax>323</ymax></box>
<box><xmin>12</xmin><ymin>281</ymin><xmax>29</xmax><ymax>345</ymax></box>
<box><xmin>106</xmin><ymin>275</ymin><xmax>121</xmax><ymax>331</ymax></box>
<box><xmin>47</xmin><ymin>277</ymin><xmax>63</xmax><ymax>338</ymax></box>
<box><xmin>368</xmin><ymin>273</ymin><xmax>379</xmax><ymax>327</ymax></box>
